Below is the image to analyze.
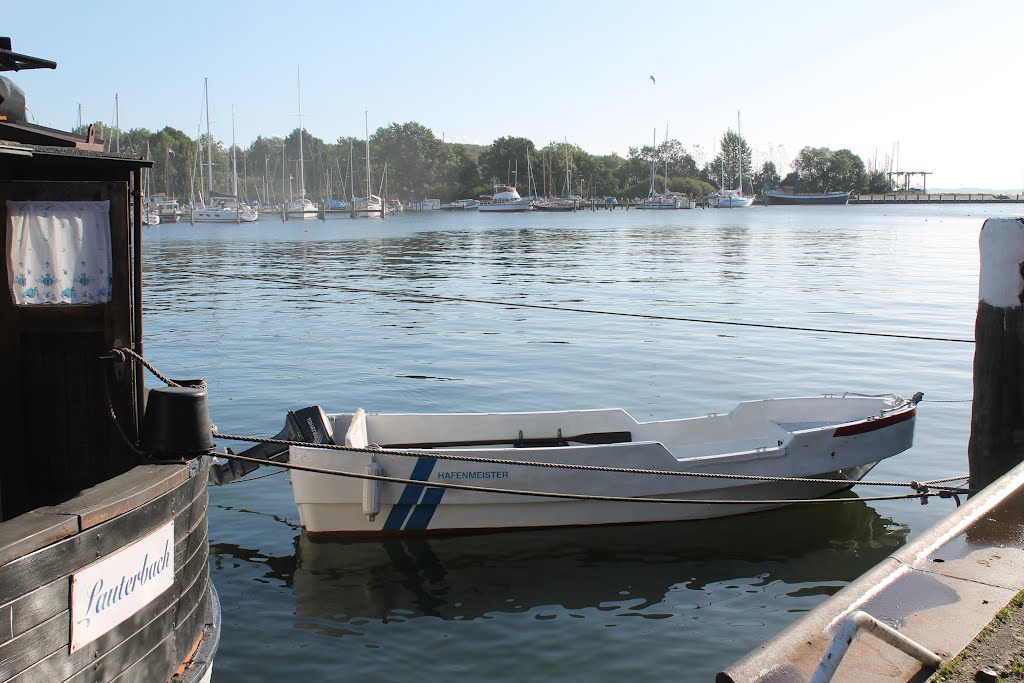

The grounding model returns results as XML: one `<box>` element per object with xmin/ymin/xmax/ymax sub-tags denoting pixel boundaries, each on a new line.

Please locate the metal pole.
<box><xmin>809</xmin><ymin>611</ymin><xmax>940</xmax><ymax>683</ymax></box>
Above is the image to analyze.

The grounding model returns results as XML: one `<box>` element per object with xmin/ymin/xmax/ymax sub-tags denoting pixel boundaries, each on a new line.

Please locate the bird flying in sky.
<box><xmin>649</xmin><ymin>75</ymin><xmax>656</xmax><ymax>85</ymax></box>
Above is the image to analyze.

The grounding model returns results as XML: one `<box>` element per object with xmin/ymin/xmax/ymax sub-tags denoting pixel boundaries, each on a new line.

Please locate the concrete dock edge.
<box><xmin>718</xmin><ymin>460</ymin><xmax>1024</xmax><ymax>683</ymax></box>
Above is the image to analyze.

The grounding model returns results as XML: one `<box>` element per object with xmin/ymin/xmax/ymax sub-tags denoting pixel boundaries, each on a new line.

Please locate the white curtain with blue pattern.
<box><xmin>6</xmin><ymin>200</ymin><xmax>113</xmax><ymax>305</ymax></box>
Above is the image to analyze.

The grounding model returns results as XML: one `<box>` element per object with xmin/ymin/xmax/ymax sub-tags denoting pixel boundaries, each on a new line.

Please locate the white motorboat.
<box><xmin>276</xmin><ymin>393</ymin><xmax>919</xmax><ymax>537</ymax></box>
<box><xmin>478</xmin><ymin>185</ymin><xmax>532</xmax><ymax>212</ymax></box>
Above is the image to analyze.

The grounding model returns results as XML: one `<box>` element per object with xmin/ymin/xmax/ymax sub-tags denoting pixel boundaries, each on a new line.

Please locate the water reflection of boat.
<box><xmin>286</xmin><ymin>497</ymin><xmax>908</xmax><ymax>624</ymax></box>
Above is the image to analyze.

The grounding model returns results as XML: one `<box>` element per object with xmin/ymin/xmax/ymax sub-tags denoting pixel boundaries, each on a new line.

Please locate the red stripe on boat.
<box><xmin>833</xmin><ymin>407</ymin><xmax>915</xmax><ymax>437</ymax></box>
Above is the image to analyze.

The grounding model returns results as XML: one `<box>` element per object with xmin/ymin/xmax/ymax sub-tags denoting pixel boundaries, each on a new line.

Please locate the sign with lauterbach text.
<box><xmin>70</xmin><ymin>521</ymin><xmax>175</xmax><ymax>652</ymax></box>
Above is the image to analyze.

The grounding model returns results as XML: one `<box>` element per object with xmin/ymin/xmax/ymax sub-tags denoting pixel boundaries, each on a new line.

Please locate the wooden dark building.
<box><xmin>0</xmin><ymin>39</ymin><xmax>219</xmax><ymax>682</ymax></box>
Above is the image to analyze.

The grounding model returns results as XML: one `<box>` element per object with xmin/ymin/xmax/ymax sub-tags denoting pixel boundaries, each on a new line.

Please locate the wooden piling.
<box><xmin>969</xmin><ymin>217</ymin><xmax>1024</xmax><ymax>489</ymax></box>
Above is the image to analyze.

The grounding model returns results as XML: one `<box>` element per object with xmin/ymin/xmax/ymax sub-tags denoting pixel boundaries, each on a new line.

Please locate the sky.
<box><xmin>6</xmin><ymin>0</ymin><xmax>1023</xmax><ymax>191</ymax></box>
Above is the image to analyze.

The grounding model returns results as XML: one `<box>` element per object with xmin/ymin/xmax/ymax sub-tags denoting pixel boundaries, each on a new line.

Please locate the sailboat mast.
<box><xmin>664</xmin><ymin>124</ymin><xmax>669</xmax><ymax>194</ymax></box>
<box><xmin>114</xmin><ymin>93</ymin><xmax>119</xmax><ymax>153</ymax></box>
<box><xmin>205</xmin><ymin>78</ymin><xmax>212</xmax><ymax>198</ymax></box>
<box><xmin>348</xmin><ymin>141</ymin><xmax>355</xmax><ymax>203</ymax></box>
<box><xmin>298</xmin><ymin>69</ymin><xmax>305</xmax><ymax>199</ymax></box>
<box><xmin>736</xmin><ymin>111</ymin><xmax>743</xmax><ymax>194</ymax></box>
<box><xmin>231</xmin><ymin>106</ymin><xmax>238</xmax><ymax>197</ymax></box>
<box><xmin>364</xmin><ymin>111</ymin><xmax>371</xmax><ymax>199</ymax></box>
<box><xmin>650</xmin><ymin>128</ymin><xmax>657</xmax><ymax>197</ymax></box>
<box><xmin>564</xmin><ymin>138</ymin><xmax>570</xmax><ymax>197</ymax></box>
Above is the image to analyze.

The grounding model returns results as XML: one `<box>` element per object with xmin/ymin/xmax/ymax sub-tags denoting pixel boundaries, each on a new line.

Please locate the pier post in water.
<box><xmin>969</xmin><ymin>217</ymin><xmax>1024</xmax><ymax>489</ymax></box>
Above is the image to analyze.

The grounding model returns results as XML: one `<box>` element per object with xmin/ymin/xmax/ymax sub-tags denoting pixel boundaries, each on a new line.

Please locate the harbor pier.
<box><xmin>851</xmin><ymin>193</ymin><xmax>1024</xmax><ymax>204</ymax></box>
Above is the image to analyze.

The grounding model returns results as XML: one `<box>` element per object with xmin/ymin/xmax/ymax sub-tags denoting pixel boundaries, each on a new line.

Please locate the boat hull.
<box><xmin>287</xmin><ymin>210</ymin><xmax>320</xmax><ymax>220</ymax></box>
<box><xmin>288</xmin><ymin>396</ymin><xmax>917</xmax><ymax>536</ymax></box>
<box><xmin>194</xmin><ymin>208</ymin><xmax>259</xmax><ymax>223</ymax></box>
<box><xmin>292</xmin><ymin>463</ymin><xmax>878</xmax><ymax>537</ymax></box>
<box><xmin>478</xmin><ymin>202</ymin><xmax>532</xmax><ymax>212</ymax></box>
<box><xmin>764</xmin><ymin>191</ymin><xmax>851</xmax><ymax>205</ymax></box>
<box><xmin>709</xmin><ymin>196</ymin><xmax>754</xmax><ymax>208</ymax></box>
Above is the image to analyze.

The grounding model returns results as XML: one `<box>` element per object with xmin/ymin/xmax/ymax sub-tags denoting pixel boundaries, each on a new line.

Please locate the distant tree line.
<box><xmin>74</xmin><ymin>120</ymin><xmax>893</xmax><ymax>204</ymax></box>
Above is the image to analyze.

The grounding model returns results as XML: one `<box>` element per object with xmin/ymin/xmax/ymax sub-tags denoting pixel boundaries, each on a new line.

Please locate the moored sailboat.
<box><xmin>352</xmin><ymin>111</ymin><xmax>385</xmax><ymax>218</ymax></box>
<box><xmin>287</xmin><ymin>70</ymin><xmax>319</xmax><ymax>220</ymax></box>
<box><xmin>193</xmin><ymin>81</ymin><xmax>259</xmax><ymax>223</ymax></box>
<box><xmin>707</xmin><ymin>113</ymin><xmax>754</xmax><ymax>208</ymax></box>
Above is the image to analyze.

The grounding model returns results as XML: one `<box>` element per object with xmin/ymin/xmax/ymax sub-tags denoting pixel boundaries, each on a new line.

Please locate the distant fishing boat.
<box><xmin>764</xmin><ymin>189</ymin><xmax>851</xmax><ymax>205</ymax></box>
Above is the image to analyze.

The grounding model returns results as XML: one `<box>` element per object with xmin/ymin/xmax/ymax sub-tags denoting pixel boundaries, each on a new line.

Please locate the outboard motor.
<box><xmin>209</xmin><ymin>406</ymin><xmax>334</xmax><ymax>484</ymax></box>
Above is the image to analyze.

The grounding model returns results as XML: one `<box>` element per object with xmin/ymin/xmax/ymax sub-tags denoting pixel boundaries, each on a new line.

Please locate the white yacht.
<box><xmin>287</xmin><ymin>195</ymin><xmax>319</xmax><ymax>220</ymax></box>
<box><xmin>478</xmin><ymin>185</ymin><xmax>532</xmax><ymax>212</ymax></box>
<box><xmin>194</xmin><ymin>196</ymin><xmax>259</xmax><ymax>223</ymax></box>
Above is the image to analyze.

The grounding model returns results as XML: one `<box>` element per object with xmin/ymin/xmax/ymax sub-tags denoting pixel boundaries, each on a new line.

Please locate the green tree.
<box><xmin>752</xmin><ymin>161</ymin><xmax>781</xmax><ymax>193</ymax></box>
<box><xmin>371</xmin><ymin>122</ymin><xmax>453</xmax><ymax>199</ymax></box>
<box><xmin>445</xmin><ymin>144</ymin><xmax>484</xmax><ymax>200</ymax></box>
<box><xmin>478</xmin><ymin>136</ymin><xmax>536</xmax><ymax>189</ymax></box>
<box><xmin>865</xmin><ymin>169</ymin><xmax>893</xmax><ymax>194</ymax></box>
<box><xmin>245</xmin><ymin>136</ymin><xmax>287</xmax><ymax>204</ymax></box>
<box><xmin>793</xmin><ymin>146</ymin><xmax>865</xmax><ymax>192</ymax></box>
<box><xmin>283</xmin><ymin>128</ymin><xmax>329</xmax><ymax>200</ymax></box>
<box><xmin>623</xmin><ymin>138</ymin><xmax>700</xmax><ymax>196</ymax></box>
<box><xmin>706</xmin><ymin>129</ymin><xmax>752</xmax><ymax>191</ymax></box>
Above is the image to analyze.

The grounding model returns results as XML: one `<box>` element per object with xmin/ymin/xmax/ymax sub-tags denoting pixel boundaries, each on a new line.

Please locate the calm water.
<box><xmin>142</xmin><ymin>204</ymin><xmax>1019</xmax><ymax>682</ymax></box>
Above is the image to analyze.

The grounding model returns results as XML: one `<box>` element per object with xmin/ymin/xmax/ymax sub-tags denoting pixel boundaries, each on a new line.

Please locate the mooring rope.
<box><xmin>176</xmin><ymin>269</ymin><xmax>975</xmax><ymax>344</ymax></box>
<box><xmin>209</xmin><ymin>450</ymin><xmax>958</xmax><ymax>507</ymax></box>
<box><xmin>210</xmin><ymin>430</ymin><xmax>973</xmax><ymax>495</ymax></box>
<box><xmin>109</xmin><ymin>347</ymin><xmax>181</xmax><ymax>387</ymax></box>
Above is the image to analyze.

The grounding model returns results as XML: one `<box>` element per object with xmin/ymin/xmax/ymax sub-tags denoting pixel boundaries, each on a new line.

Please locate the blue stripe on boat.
<box><xmin>382</xmin><ymin>457</ymin><xmax>437</xmax><ymax>531</ymax></box>
<box><xmin>405</xmin><ymin>486</ymin><xmax>446</xmax><ymax>531</ymax></box>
